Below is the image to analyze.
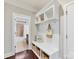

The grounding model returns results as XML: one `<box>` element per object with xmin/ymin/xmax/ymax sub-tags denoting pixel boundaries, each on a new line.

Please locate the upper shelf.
<box><xmin>35</xmin><ymin>5</ymin><xmax>59</xmax><ymax>24</ymax></box>
<box><xmin>35</xmin><ymin>17</ymin><xmax>57</xmax><ymax>24</ymax></box>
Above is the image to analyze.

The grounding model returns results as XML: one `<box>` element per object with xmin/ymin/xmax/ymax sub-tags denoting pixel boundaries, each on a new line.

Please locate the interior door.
<box><xmin>13</xmin><ymin>14</ymin><xmax>30</xmax><ymax>53</ymax></box>
<box><xmin>66</xmin><ymin>2</ymin><xmax>74</xmax><ymax>59</ymax></box>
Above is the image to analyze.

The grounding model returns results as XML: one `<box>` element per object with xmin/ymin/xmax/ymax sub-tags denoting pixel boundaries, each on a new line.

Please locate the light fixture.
<box><xmin>46</xmin><ymin>24</ymin><xmax>53</xmax><ymax>38</ymax></box>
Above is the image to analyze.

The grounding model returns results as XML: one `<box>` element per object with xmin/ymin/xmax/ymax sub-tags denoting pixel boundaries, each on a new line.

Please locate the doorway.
<box><xmin>12</xmin><ymin>13</ymin><xmax>30</xmax><ymax>53</ymax></box>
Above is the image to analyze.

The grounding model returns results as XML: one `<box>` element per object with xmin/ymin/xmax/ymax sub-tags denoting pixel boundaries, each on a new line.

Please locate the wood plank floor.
<box><xmin>5</xmin><ymin>50</ymin><xmax>38</xmax><ymax>59</ymax></box>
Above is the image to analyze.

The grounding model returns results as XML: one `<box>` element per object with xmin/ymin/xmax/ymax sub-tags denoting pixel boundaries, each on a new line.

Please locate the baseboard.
<box><xmin>4</xmin><ymin>52</ymin><xmax>15</xmax><ymax>58</ymax></box>
<box><xmin>4</xmin><ymin>49</ymin><xmax>32</xmax><ymax>58</ymax></box>
<box><xmin>16</xmin><ymin>48</ymin><xmax>30</xmax><ymax>53</ymax></box>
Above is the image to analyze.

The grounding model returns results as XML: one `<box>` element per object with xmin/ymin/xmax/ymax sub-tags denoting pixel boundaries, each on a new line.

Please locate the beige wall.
<box><xmin>4</xmin><ymin>2</ymin><xmax>36</xmax><ymax>57</ymax></box>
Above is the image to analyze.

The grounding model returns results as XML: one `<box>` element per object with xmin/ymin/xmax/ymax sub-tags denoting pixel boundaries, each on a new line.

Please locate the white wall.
<box><xmin>4</xmin><ymin>2</ymin><xmax>36</xmax><ymax>58</ymax></box>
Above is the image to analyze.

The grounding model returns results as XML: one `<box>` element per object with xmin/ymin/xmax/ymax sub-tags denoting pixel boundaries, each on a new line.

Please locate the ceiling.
<box><xmin>5</xmin><ymin>0</ymin><xmax>73</xmax><ymax>13</ymax></box>
<box><xmin>19</xmin><ymin>0</ymin><xmax>50</xmax><ymax>10</ymax></box>
<box><xmin>5</xmin><ymin>0</ymin><xmax>51</xmax><ymax>13</ymax></box>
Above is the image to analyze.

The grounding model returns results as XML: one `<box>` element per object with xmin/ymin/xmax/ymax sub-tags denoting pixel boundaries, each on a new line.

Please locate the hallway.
<box><xmin>4</xmin><ymin>0</ymin><xmax>74</xmax><ymax>59</ymax></box>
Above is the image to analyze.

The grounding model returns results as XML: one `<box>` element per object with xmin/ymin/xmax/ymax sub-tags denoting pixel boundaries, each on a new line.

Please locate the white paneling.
<box><xmin>66</xmin><ymin>3</ymin><xmax>74</xmax><ymax>59</ymax></box>
<box><xmin>63</xmin><ymin>2</ymin><xmax>74</xmax><ymax>59</ymax></box>
<box><xmin>37</xmin><ymin>20</ymin><xmax>59</xmax><ymax>35</ymax></box>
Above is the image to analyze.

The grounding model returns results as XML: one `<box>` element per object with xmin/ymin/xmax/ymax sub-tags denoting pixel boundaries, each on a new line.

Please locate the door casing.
<box><xmin>12</xmin><ymin>13</ymin><xmax>31</xmax><ymax>53</ymax></box>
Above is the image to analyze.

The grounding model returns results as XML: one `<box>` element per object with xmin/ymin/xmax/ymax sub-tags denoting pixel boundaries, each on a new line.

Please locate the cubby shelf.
<box><xmin>32</xmin><ymin>41</ymin><xmax>59</xmax><ymax>59</ymax></box>
<box><xmin>32</xmin><ymin>49</ymin><xmax>42</xmax><ymax>59</ymax></box>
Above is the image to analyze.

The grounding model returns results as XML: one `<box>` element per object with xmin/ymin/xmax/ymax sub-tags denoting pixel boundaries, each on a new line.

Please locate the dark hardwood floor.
<box><xmin>5</xmin><ymin>50</ymin><xmax>38</xmax><ymax>59</ymax></box>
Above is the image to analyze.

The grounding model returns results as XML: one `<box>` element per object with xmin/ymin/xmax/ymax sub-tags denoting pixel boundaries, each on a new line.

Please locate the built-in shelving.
<box><xmin>33</xmin><ymin>1</ymin><xmax>59</xmax><ymax>59</ymax></box>
<box><xmin>35</xmin><ymin>5</ymin><xmax>59</xmax><ymax>25</ymax></box>
<box><xmin>32</xmin><ymin>40</ymin><xmax>59</xmax><ymax>59</ymax></box>
<box><xmin>35</xmin><ymin>17</ymin><xmax>58</xmax><ymax>24</ymax></box>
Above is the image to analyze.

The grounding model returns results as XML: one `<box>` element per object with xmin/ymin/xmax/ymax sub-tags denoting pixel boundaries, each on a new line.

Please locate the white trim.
<box><xmin>64</xmin><ymin>1</ymin><xmax>74</xmax><ymax>9</ymax></box>
<box><xmin>13</xmin><ymin>13</ymin><xmax>31</xmax><ymax>19</ymax></box>
<box><xmin>12</xmin><ymin>12</ymin><xmax>31</xmax><ymax>54</ymax></box>
<box><xmin>4</xmin><ymin>52</ymin><xmax>15</xmax><ymax>58</ymax></box>
<box><xmin>16</xmin><ymin>48</ymin><xmax>27</xmax><ymax>53</ymax></box>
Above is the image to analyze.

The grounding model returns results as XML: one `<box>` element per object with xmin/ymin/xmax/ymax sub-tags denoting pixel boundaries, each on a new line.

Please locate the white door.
<box><xmin>13</xmin><ymin>13</ymin><xmax>30</xmax><ymax>53</ymax></box>
<box><xmin>66</xmin><ymin>2</ymin><xmax>74</xmax><ymax>59</ymax></box>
